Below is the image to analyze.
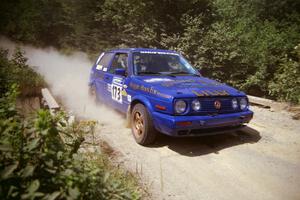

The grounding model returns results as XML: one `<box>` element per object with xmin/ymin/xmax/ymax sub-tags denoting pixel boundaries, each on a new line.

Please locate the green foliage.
<box><xmin>0</xmin><ymin>0</ymin><xmax>70</xmax><ymax>47</ymax></box>
<box><xmin>0</xmin><ymin>47</ymin><xmax>141</xmax><ymax>199</ymax></box>
<box><xmin>269</xmin><ymin>44</ymin><xmax>300</xmax><ymax>104</ymax></box>
<box><xmin>168</xmin><ymin>0</ymin><xmax>300</xmax><ymax>102</ymax></box>
<box><xmin>0</xmin><ymin>84</ymin><xmax>19</xmax><ymax>119</ymax></box>
<box><xmin>0</xmin><ymin>47</ymin><xmax>45</xmax><ymax>97</ymax></box>
<box><xmin>0</xmin><ymin>87</ymin><xmax>141</xmax><ymax>200</ymax></box>
<box><xmin>0</xmin><ymin>0</ymin><xmax>299</xmax><ymax>103</ymax></box>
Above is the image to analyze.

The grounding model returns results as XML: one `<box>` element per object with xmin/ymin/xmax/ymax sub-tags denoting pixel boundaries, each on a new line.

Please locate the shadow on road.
<box><xmin>151</xmin><ymin>126</ymin><xmax>261</xmax><ymax>157</ymax></box>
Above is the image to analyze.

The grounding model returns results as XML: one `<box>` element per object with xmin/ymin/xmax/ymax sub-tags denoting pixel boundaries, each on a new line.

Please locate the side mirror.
<box><xmin>115</xmin><ymin>68</ymin><xmax>126</xmax><ymax>76</ymax></box>
<box><xmin>197</xmin><ymin>69</ymin><xmax>202</xmax><ymax>76</ymax></box>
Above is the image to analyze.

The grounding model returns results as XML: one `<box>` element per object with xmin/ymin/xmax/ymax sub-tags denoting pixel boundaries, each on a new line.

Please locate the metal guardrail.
<box><xmin>41</xmin><ymin>88</ymin><xmax>75</xmax><ymax>123</ymax></box>
<box><xmin>41</xmin><ymin>88</ymin><xmax>60</xmax><ymax>115</ymax></box>
<box><xmin>248</xmin><ymin>95</ymin><xmax>274</xmax><ymax>107</ymax></box>
<box><xmin>248</xmin><ymin>95</ymin><xmax>287</xmax><ymax>111</ymax></box>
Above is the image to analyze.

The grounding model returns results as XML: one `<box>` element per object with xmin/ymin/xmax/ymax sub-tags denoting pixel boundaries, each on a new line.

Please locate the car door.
<box><xmin>93</xmin><ymin>52</ymin><xmax>114</xmax><ymax>103</ymax></box>
<box><xmin>103</xmin><ymin>52</ymin><xmax>130</xmax><ymax>112</ymax></box>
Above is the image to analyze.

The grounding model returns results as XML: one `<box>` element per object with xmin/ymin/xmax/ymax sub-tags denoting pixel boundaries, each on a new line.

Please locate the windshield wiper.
<box><xmin>170</xmin><ymin>71</ymin><xmax>201</xmax><ymax>76</ymax></box>
<box><xmin>138</xmin><ymin>71</ymin><xmax>177</xmax><ymax>77</ymax></box>
<box><xmin>138</xmin><ymin>71</ymin><xmax>161</xmax><ymax>75</ymax></box>
<box><xmin>189</xmin><ymin>73</ymin><xmax>201</xmax><ymax>77</ymax></box>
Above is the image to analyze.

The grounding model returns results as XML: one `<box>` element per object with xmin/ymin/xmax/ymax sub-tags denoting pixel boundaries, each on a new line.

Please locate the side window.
<box><xmin>97</xmin><ymin>53</ymin><xmax>114</xmax><ymax>70</ymax></box>
<box><xmin>109</xmin><ymin>53</ymin><xmax>128</xmax><ymax>74</ymax></box>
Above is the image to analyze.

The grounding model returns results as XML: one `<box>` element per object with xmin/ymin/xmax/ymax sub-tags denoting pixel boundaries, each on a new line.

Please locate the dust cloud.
<box><xmin>0</xmin><ymin>37</ymin><xmax>124</xmax><ymax>126</ymax></box>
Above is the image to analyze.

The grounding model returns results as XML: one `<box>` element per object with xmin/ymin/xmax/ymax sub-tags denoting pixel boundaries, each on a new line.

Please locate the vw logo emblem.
<box><xmin>214</xmin><ymin>100</ymin><xmax>221</xmax><ymax>109</ymax></box>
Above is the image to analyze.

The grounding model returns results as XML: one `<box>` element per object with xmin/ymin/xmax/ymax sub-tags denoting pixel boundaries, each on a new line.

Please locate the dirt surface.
<box><xmin>1</xmin><ymin>38</ymin><xmax>299</xmax><ymax>200</ymax></box>
<box><xmin>92</xmin><ymin>106</ymin><xmax>300</xmax><ymax>200</ymax></box>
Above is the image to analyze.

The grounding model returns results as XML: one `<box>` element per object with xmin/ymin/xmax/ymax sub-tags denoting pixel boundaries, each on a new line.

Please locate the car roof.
<box><xmin>107</xmin><ymin>48</ymin><xmax>178</xmax><ymax>54</ymax></box>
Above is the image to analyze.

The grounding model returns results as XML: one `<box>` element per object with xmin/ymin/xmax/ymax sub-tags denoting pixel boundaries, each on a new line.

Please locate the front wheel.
<box><xmin>131</xmin><ymin>103</ymin><xmax>158</xmax><ymax>145</ymax></box>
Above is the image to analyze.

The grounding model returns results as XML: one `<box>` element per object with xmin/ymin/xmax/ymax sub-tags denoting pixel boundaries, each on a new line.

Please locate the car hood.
<box><xmin>134</xmin><ymin>76</ymin><xmax>245</xmax><ymax>98</ymax></box>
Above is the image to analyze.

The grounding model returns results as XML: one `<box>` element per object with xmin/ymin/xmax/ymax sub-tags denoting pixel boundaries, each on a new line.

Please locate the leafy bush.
<box><xmin>0</xmin><ymin>86</ymin><xmax>141</xmax><ymax>200</ymax></box>
<box><xmin>0</xmin><ymin>45</ymin><xmax>141</xmax><ymax>200</ymax></box>
<box><xmin>0</xmin><ymin>48</ymin><xmax>45</xmax><ymax>97</ymax></box>
<box><xmin>169</xmin><ymin>0</ymin><xmax>300</xmax><ymax>101</ymax></box>
<box><xmin>269</xmin><ymin>44</ymin><xmax>300</xmax><ymax>104</ymax></box>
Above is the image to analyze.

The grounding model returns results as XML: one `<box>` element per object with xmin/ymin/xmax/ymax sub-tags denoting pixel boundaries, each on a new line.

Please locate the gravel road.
<box><xmin>95</xmin><ymin>106</ymin><xmax>300</xmax><ymax>200</ymax></box>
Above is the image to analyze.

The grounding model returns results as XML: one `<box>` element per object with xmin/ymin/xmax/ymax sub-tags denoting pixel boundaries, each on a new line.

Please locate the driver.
<box><xmin>134</xmin><ymin>55</ymin><xmax>148</xmax><ymax>73</ymax></box>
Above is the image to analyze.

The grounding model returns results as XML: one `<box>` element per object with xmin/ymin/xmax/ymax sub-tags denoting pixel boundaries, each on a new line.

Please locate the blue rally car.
<box><xmin>89</xmin><ymin>48</ymin><xmax>253</xmax><ymax>145</ymax></box>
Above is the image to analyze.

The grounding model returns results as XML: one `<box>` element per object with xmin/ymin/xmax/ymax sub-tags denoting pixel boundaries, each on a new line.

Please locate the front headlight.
<box><xmin>174</xmin><ymin>100</ymin><xmax>187</xmax><ymax>114</ymax></box>
<box><xmin>240</xmin><ymin>97</ymin><xmax>248</xmax><ymax>110</ymax></box>
<box><xmin>191</xmin><ymin>99</ymin><xmax>201</xmax><ymax>111</ymax></box>
<box><xmin>232</xmin><ymin>98</ymin><xmax>238</xmax><ymax>110</ymax></box>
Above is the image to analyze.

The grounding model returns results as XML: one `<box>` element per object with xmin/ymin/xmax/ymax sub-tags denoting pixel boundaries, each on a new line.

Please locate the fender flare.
<box><xmin>126</xmin><ymin>95</ymin><xmax>155</xmax><ymax>128</ymax></box>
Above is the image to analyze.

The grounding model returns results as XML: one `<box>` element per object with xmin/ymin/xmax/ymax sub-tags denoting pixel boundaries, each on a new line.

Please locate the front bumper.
<box><xmin>152</xmin><ymin>110</ymin><xmax>253</xmax><ymax>137</ymax></box>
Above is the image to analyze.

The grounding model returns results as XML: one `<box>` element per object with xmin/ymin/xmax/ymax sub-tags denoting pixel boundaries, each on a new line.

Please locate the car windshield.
<box><xmin>133</xmin><ymin>52</ymin><xmax>200</xmax><ymax>76</ymax></box>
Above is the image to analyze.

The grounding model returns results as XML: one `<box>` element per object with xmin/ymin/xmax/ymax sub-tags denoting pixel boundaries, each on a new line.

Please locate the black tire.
<box><xmin>131</xmin><ymin>103</ymin><xmax>158</xmax><ymax>145</ymax></box>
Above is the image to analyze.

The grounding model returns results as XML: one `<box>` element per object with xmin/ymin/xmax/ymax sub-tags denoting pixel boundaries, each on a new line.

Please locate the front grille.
<box><xmin>190</xmin><ymin>97</ymin><xmax>240</xmax><ymax>115</ymax></box>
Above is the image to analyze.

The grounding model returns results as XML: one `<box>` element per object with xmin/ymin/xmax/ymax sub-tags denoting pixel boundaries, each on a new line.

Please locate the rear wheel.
<box><xmin>131</xmin><ymin>103</ymin><xmax>157</xmax><ymax>145</ymax></box>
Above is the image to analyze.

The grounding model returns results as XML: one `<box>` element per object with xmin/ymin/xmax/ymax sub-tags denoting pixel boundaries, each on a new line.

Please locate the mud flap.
<box><xmin>125</xmin><ymin>105</ymin><xmax>131</xmax><ymax>128</ymax></box>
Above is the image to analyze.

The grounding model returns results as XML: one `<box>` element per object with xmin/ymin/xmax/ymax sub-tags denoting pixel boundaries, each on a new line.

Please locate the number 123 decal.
<box><xmin>112</xmin><ymin>84</ymin><xmax>122</xmax><ymax>103</ymax></box>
